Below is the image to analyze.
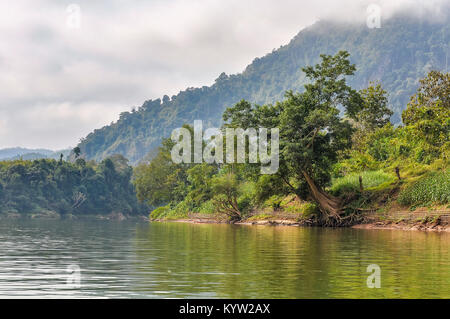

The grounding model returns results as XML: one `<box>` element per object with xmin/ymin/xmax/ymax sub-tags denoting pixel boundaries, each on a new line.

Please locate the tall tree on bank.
<box><xmin>224</xmin><ymin>51</ymin><xmax>364</xmax><ymax>224</ymax></box>
<box><xmin>351</xmin><ymin>83</ymin><xmax>393</xmax><ymax>151</ymax></box>
<box><xmin>402</xmin><ymin>70</ymin><xmax>450</xmax><ymax>153</ymax></box>
<box><xmin>357</xmin><ymin>83</ymin><xmax>393</xmax><ymax>131</ymax></box>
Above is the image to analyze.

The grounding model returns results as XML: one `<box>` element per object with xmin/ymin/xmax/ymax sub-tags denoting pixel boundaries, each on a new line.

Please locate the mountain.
<box><xmin>77</xmin><ymin>15</ymin><xmax>449</xmax><ymax>164</ymax></box>
<box><xmin>0</xmin><ymin>148</ymin><xmax>54</xmax><ymax>160</ymax></box>
<box><xmin>0</xmin><ymin>148</ymin><xmax>72</xmax><ymax>161</ymax></box>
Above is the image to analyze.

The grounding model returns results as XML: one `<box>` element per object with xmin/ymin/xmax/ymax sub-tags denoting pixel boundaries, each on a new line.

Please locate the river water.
<box><xmin>0</xmin><ymin>219</ymin><xmax>448</xmax><ymax>298</ymax></box>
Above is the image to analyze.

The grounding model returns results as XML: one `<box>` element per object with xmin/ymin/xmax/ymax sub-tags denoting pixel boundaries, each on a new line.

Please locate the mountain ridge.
<box><xmin>0</xmin><ymin>147</ymin><xmax>72</xmax><ymax>161</ymax></box>
<box><xmin>77</xmin><ymin>15</ymin><xmax>449</xmax><ymax>164</ymax></box>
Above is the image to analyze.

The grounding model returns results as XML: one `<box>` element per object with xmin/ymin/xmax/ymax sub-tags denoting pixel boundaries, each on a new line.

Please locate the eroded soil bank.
<box><xmin>154</xmin><ymin>213</ymin><xmax>450</xmax><ymax>232</ymax></box>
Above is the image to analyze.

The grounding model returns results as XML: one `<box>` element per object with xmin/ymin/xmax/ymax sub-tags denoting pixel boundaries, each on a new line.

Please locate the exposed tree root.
<box><xmin>302</xmin><ymin>171</ymin><xmax>342</xmax><ymax>214</ymax></box>
<box><xmin>301</xmin><ymin>171</ymin><xmax>368</xmax><ymax>227</ymax></box>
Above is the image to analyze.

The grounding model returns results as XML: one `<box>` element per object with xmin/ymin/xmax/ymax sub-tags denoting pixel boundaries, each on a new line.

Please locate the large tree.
<box><xmin>223</xmin><ymin>51</ymin><xmax>363</xmax><ymax>224</ymax></box>
<box><xmin>402</xmin><ymin>70</ymin><xmax>449</xmax><ymax>149</ymax></box>
<box><xmin>357</xmin><ymin>83</ymin><xmax>393</xmax><ymax>131</ymax></box>
<box><xmin>133</xmin><ymin>138</ymin><xmax>190</xmax><ymax>207</ymax></box>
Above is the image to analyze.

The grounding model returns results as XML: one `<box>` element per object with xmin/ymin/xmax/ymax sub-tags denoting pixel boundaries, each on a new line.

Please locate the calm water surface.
<box><xmin>0</xmin><ymin>219</ymin><xmax>448</xmax><ymax>298</ymax></box>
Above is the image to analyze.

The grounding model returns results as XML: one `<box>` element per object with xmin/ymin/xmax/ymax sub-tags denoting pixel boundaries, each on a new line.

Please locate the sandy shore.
<box><xmin>352</xmin><ymin>222</ymin><xmax>450</xmax><ymax>232</ymax></box>
<box><xmin>155</xmin><ymin>217</ymin><xmax>450</xmax><ymax>232</ymax></box>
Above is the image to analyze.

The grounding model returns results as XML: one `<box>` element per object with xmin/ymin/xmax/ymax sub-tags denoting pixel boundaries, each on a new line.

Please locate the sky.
<box><xmin>0</xmin><ymin>0</ymin><xmax>448</xmax><ymax>150</ymax></box>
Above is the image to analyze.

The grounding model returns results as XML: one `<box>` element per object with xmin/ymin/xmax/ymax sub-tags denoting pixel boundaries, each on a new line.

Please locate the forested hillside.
<box><xmin>78</xmin><ymin>15</ymin><xmax>449</xmax><ymax>164</ymax></box>
<box><xmin>0</xmin><ymin>155</ymin><xmax>146</xmax><ymax>216</ymax></box>
<box><xmin>133</xmin><ymin>54</ymin><xmax>449</xmax><ymax>226</ymax></box>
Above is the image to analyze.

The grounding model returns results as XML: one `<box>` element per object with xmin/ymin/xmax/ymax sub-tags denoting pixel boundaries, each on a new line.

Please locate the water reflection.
<box><xmin>0</xmin><ymin>220</ymin><xmax>448</xmax><ymax>298</ymax></box>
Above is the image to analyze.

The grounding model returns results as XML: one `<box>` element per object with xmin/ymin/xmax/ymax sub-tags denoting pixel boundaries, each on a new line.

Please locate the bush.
<box><xmin>264</xmin><ymin>195</ymin><xmax>284</xmax><ymax>210</ymax></box>
<box><xmin>333</xmin><ymin>152</ymin><xmax>378</xmax><ymax>176</ymax></box>
<box><xmin>149</xmin><ymin>205</ymin><xmax>170</xmax><ymax>219</ymax></box>
<box><xmin>254</xmin><ymin>174</ymin><xmax>290</xmax><ymax>203</ymax></box>
<box><xmin>237</xmin><ymin>182</ymin><xmax>257</xmax><ymax>213</ymax></box>
<box><xmin>398</xmin><ymin>170</ymin><xmax>450</xmax><ymax>206</ymax></box>
<box><xmin>283</xmin><ymin>201</ymin><xmax>318</xmax><ymax>217</ymax></box>
<box><xmin>197</xmin><ymin>200</ymin><xmax>216</xmax><ymax>214</ymax></box>
<box><xmin>302</xmin><ymin>202</ymin><xmax>318</xmax><ymax>217</ymax></box>
<box><xmin>331</xmin><ymin>170</ymin><xmax>395</xmax><ymax>195</ymax></box>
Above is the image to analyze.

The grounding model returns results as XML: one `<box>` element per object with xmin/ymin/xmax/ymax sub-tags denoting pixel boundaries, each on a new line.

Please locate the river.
<box><xmin>0</xmin><ymin>219</ymin><xmax>448</xmax><ymax>298</ymax></box>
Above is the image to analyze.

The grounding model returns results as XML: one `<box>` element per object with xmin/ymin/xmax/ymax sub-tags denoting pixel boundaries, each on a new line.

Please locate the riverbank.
<box><xmin>352</xmin><ymin>221</ymin><xmax>450</xmax><ymax>232</ymax></box>
<box><xmin>2</xmin><ymin>209</ymin><xmax>449</xmax><ymax>232</ymax></box>
<box><xmin>157</xmin><ymin>218</ymin><xmax>450</xmax><ymax>232</ymax></box>
<box><xmin>152</xmin><ymin>210</ymin><xmax>450</xmax><ymax>232</ymax></box>
<box><xmin>353</xmin><ymin>209</ymin><xmax>450</xmax><ymax>232</ymax></box>
<box><xmin>0</xmin><ymin>211</ymin><xmax>149</xmax><ymax>222</ymax></box>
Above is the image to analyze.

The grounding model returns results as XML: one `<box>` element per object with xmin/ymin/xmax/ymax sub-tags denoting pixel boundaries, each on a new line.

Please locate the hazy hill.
<box><xmin>0</xmin><ymin>148</ymin><xmax>72</xmax><ymax>161</ymax></box>
<box><xmin>77</xmin><ymin>15</ymin><xmax>449</xmax><ymax>164</ymax></box>
<box><xmin>0</xmin><ymin>148</ymin><xmax>54</xmax><ymax>160</ymax></box>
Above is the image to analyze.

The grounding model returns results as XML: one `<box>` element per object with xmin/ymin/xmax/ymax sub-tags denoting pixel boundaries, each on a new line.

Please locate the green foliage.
<box><xmin>196</xmin><ymin>200</ymin><xmax>216</xmax><ymax>215</ymax></box>
<box><xmin>246</xmin><ymin>213</ymin><xmax>276</xmax><ymax>221</ymax></box>
<box><xmin>132</xmin><ymin>54</ymin><xmax>449</xmax><ymax>223</ymax></box>
<box><xmin>254</xmin><ymin>175</ymin><xmax>290</xmax><ymax>203</ymax></box>
<box><xmin>402</xmin><ymin>71</ymin><xmax>449</xmax><ymax>127</ymax></box>
<box><xmin>301</xmin><ymin>202</ymin><xmax>318</xmax><ymax>218</ymax></box>
<box><xmin>210</xmin><ymin>173</ymin><xmax>242</xmax><ymax>220</ymax></box>
<box><xmin>133</xmin><ymin>137</ymin><xmax>191</xmax><ymax>207</ymax></box>
<box><xmin>237</xmin><ymin>181</ymin><xmax>257</xmax><ymax>214</ymax></box>
<box><xmin>398</xmin><ymin>170</ymin><xmax>450</xmax><ymax>206</ymax></box>
<box><xmin>333</xmin><ymin>151</ymin><xmax>379</xmax><ymax>175</ymax></box>
<box><xmin>76</xmin><ymin>18</ymin><xmax>448</xmax><ymax>164</ymax></box>
<box><xmin>150</xmin><ymin>205</ymin><xmax>170</xmax><ymax>219</ymax></box>
<box><xmin>340</xmin><ymin>70</ymin><xmax>449</xmax><ymax>176</ymax></box>
<box><xmin>263</xmin><ymin>195</ymin><xmax>284</xmax><ymax>210</ymax></box>
<box><xmin>0</xmin><ymin>156</ymin><xmax>145</xmax><ymax>216</ymax></box>
<box><xmin>186</xmin><ymin>164</ymin><xmax>217</xmax><ymax>207</ymax></box>
<box><xmin>402</xmin><ymin>71</ymin><xmax>449</xmax><ymax>155</ymax></box>
<box><xmin>224</xmin><ymin>51</ymin><xmax>361</xmax><ymax>217</ymax></box>
<box><xmin>262</xmin><ymin>195</ymin><xmax>318</xmax><ymax>218</ymax></box>
<box><xmin>331</xmin><ymin>170</ymin><xmax>395</xmax><ymax>196</ymax></box>
<box><xmin>357</xmin><ymin>83</ymin><xmax>393</xmax><ymax>131</ymax></box>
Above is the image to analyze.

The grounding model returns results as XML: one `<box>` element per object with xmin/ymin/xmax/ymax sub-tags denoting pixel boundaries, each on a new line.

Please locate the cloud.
<box><xmin>0</xmin><ymin>0</ymin><xmax>447</xmax><ymax>149</ymax></box>
<box><xmin>1</xmin><ymin>101</ymin><xmax>126</xmax><ymax>149</ymax></box>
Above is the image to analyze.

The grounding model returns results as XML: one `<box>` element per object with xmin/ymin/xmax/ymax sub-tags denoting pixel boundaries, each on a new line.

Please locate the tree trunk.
<box><xmin>213</xmin><ymin>196</ymin><xmax>242</xmax><ymax>221</ymax></box>
<box><xmin>302</xmin><ymin>171</ymin><xmax>342</xmax><ymax>218</ymax></box>
<box><xmin>395</xmin><ymin>167</ymin><xmax>401</xmax><ymax>180</ymax></box>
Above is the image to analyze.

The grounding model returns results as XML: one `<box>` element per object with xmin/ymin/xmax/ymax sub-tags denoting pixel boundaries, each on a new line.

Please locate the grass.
<box><xmin>149</xmin><ymin>205</ymin><xmax>188</xmax><ymax>220</ymax></box>
<box><xmin>398</xmin><ymin>170</ymin><xmax>450</xmax><ymax>206</ymax></box>
<box><xmin>330</xmin><ymin>170</ymin><xmax>396</xmax><ymax>195</ymax></box>
<box><xmin>246</xmin><ymin>213</ymin><xmax>276</xmax><ymax>221</ymax></box>
<box><xmin>149</xmin><ymin>206</ymin><xmax>170</xmax><ymax>219</ymax></box>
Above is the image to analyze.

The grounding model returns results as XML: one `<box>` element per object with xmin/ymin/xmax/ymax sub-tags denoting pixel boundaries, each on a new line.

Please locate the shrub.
<box><xmin>331</xmin><ymin>170</ymin><xmax>395</xmax><ymax>195</ymax></box>
<box><xmin>283</xmin><ymin>201</ymin><xmax>318</xmax><ymax>217</ymax></box>
<box><xmin>196</xmin><ymin>200</ymin><xmax>216</xmax><ymax>215</ymax></box>
<box><xmin>149</xmin><ymin>205</ymin><xmax>170</xmax><ymax>219</ymax></box>
<box><xmin>398</xmin><ymin>170</ymin><xmax>450</xmax><ymax>206</ymax></box>
<box><xmin>302</xmin><ymin>202</ymin><xmax>318</xmax><ymax>217</ymax></box>
<box><xmin>263</xmin><ymin>195</ymin><xmax>284</xmax><ymax>210</ymax></box>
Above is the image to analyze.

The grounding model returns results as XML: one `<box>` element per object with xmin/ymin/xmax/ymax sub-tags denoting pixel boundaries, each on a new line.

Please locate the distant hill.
<box><xmin>0</xmin><ymin>148</ymin><xmax>72</xmax><ymax>161</ymax></box>
<box><xmin>0</xmin><ymin>148</ymin><xmax>54</xmax><ymax>160</ymax></box>
<box><xmin>77</xmin><ymin>15</ymin><xmax>449</xmax><ymax>164</ymax></box>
